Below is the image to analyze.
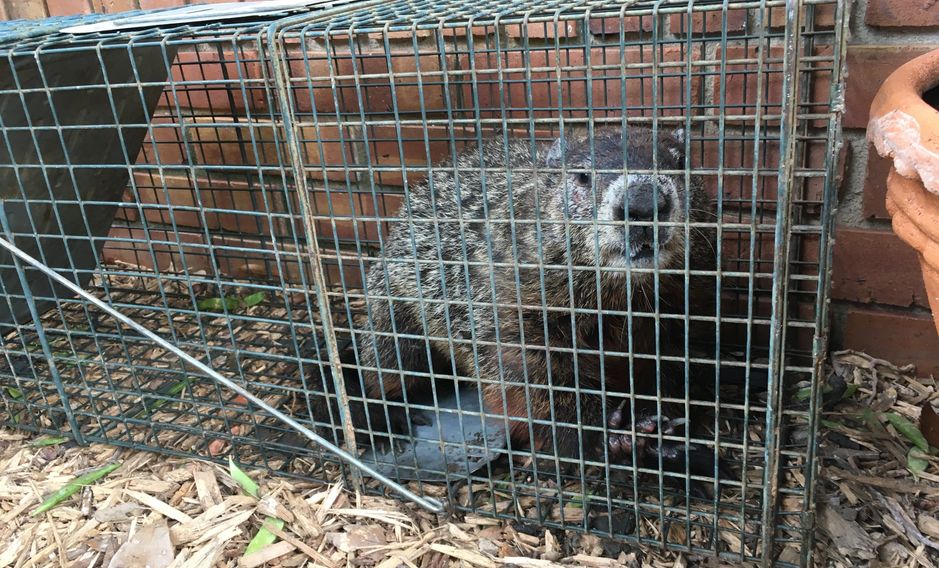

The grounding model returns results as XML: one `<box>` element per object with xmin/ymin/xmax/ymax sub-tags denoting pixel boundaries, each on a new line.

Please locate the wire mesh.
<box><xmin>0</xmin><ymin>0</ymin><xmax>845</xmax><ymax>565</ymax></box>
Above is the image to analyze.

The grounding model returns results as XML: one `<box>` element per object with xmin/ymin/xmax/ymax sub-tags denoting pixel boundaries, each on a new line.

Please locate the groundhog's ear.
<box><xmin>545</xmin><ymin>136</ymin><xmax>567</xmax><ymax>168</ymax></box>
<box><xmin>672</xmin><ymin>127</ymin><xmax>685</xmax><ymax>145</ymax></box>
<box><xmin>667</xmin><ymin>128</ymin><xmax>686</xmax><ymax>161</ymax></box>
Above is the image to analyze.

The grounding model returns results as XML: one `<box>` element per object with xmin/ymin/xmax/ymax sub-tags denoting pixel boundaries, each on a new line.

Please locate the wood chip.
<box><xmin>171</xmin><ymin>510</ymin><xmax>254</xmax><ymax>547</ymax></box>
<box><xmin>171</xmin><ymin>525</ymin><xmax>240</xmax><ymax>568</ymax></box>
<box><xmin>501</xmin><ymin>558</ymin><xmax>565</xmax><ymax>568</ymax></box>
<box><xmin>2</xmin><ymin>330</ymin><xmax>937</xmax><ymax>568</ymax></box>
<box><xmin>258</xmin><ymin>495</ymin><xmax>294</xmax><ymax>523</ymax></box>
<box><xmin>107</xmin><ymin>519</ymin><xmax>174</xmax><ymax>568</ymax></box>
<box><xmin>124</xmin><ymin>489</ymin><xmax>192</xmax><ymax>524</ymax></box>
<box><xmin>817</xmin><ymin>504</ymin><xmax>876</xmax><ymax>560</ymax></box>
<box><xmin>259</xmin><ymin>520</ymin><xmax>337</xmax><ymax>568</ymax></box>
<box><xmin>563</xmin><ymin>554</ymin><xmax>625</xmax><ymax>567</ymax></box>
<box><xmin>919</xmin><ymin>514</ymin><xmax>939</xmax><ymax>541</ymax></box>
<box><xmin>239</xmin><ymin>541</ymin><xmax>296</xmax><ymax>568</ymax></box>
<box><xmin>428</xmin><ymin>543</ymin><xmax>496</xmax><ymax>568</ymax></box>
<box><xmin>94</xmin><ymin>502</ymin><xmax>144</xmax><ymax>523</ymax></box>
<box><xmin>192</xmin><ymin>469</ymin><xmax>222</xmax><ymax>510</ymax></box>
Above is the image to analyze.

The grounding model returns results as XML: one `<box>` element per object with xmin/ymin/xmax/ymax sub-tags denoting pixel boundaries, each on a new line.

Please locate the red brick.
<box><xmin>136</xmin><ymin>117</ymin><xmax>183</xmax><ymax>164</ymax></box>
<box><xmin>185</xmin><ymin>119</ymin><xmax>282</xmax><ymax>167</ymax></box>
<box><xmin>862</xmin><ymin>144</ymin><xmax>892</xmax><ymax>220</ymax></box>
<box><xmin>440</xmin><ymin>25</ymin><xmax>494</xmax><ymax>38</ymax></box>
<box><xmin>139</xmin><ymin>0</ymin><xmax>186</xmax><ymax>9</ymax></box>
<box><xmin>138</xmin><ymin>116</ymin><xmax>356</xmax><ymax>181</ymax></box>
<box><xmin>507</xmin><ymin>21</ymin><xmax>579</xmax><ymax>39</ymax></box>
<box><xmin>669</xmin><ymin>8</ymin><xmax>748</xmax><ymax>35</ymax></box>
<box><xmin>721</xmin><ymin>228</ymin><xmax>778</xmax><ymax>275</ymax></box>
<box><xmin>361</xmin><ymin>124</ymin><xmax>557</xmax><ymax>187</ymax></box>
<box><xmin>47</xmin><ymin>0</ymin><xmax>92</xmax><ymax>16</ymax></box>
<box><xmin>91</xmin><ymin>0</ymin><xmax>138</xmax><ymax>12</ymax></box>
<box><xmin>215</xmin><ymin>234</ymin><xmax>305</xmax><ymax>283</ymax></box>
<box><xmin>363</xmin><ymin>125</ymin><xmax>457</xmax><ymax>187</ymax></box>
<box><xmin>166</xmin><ymin>50</ymin><xmax>265</xmax><ymax>114</ymax></box>
<box><xmin>717</xmin><ymin>292</ymin><xmax>818</xmax><ymax>353</ymax></box>
<box><xmin>104</xmin><ymin>227</ymin><xmax>307</xmax><ymax>283</ymax></box>
<box><xmin>589</xmin><ymin>14</ymin><xmax>653</xmax><ymax>35</ymax></box>
<box><xmin>715</xmin><ymin>46</ymin><xmax>832</xmax><ymax>125</ymax></box>
<box><xmin>463</xmin><ymin>45</ymin><xmax>699</xmax><ymax>120</ymax></box>
<box><xmin>5</xmin><ymin>0</ymin><xmax>47</xmax><ymax>18</ymax></box>
<box><xmin>841</xmin><ymin>308</ymin><xmax>939</xmax><ymax>377</ymax></box>
<box><xmin>115</xmin><ymin>190</ymin><xmax>139</xmax><ymax>222</ymax></box>
<box><xmin>695</xmin><ymin>134</ymin><xmax>840</xmax><ymax>214</ymax></box>
<box><xmin>769</xmin><ymin>3</ymin><xmax>837</xmax><ymax>29</ymax></box>
<box><xmin>366</xmin><ymin>29</ymin><xmax>434</xmax><ymax>41</ymax></box>
<box><xmin>832</xmin><ymin>227</ymin><xmax>929</xmax><ymax>309</ymax></box>
<box><xmin>284</xmin><ymin>46</ymin><xmax>453</xmax><ymax>116</ymax></box>
<box><xmin>141</xmin><ymin>117</ymin><xmax>350</xmax><ymax>181</ymax></box>
<box><xmin>844</xmin><ymin>46</ymin><xmax>939</xmax><ymax>129</ymax></box>
<box><xmin>133</xmin><ymin>173</ymin><xmax>298</xmax><ymax>237</ymax></box>
<box><xmin>128</xmin><ymin>171</ymin><xmax>391</xmax><ymax>244</ymax></box>
<box><xmin>866</xmin><ymin>0</ymin><xmax>939</xmax><ymax>27</ymax></box>
<box><xmin>103</xmin><ymin>227</ymin><xmax>204</xmax><ymax>272</ymax></box>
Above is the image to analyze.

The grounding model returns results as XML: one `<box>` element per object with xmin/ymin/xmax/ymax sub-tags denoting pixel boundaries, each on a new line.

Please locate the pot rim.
<box><xmin>869</xmin><ymin>48</ymin><xmax>939</xmax><ymax>124</ymax></box>
<box><xmin>868</xmin><ymin>48</ymin><xmax>939</xmax><ymax>196</ymax></box>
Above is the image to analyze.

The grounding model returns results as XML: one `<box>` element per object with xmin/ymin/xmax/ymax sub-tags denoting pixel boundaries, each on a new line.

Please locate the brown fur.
<box><xmin>344</xmin><ymin>126</ymin><xmax>718</xmax><ymax>461</ymax></box>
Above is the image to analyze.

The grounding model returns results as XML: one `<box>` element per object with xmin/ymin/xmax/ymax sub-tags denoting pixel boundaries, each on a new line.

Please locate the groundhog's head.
<box><xmin>541</xmin><ymin>126</ymin><xmax>696</xmax><ymax>272</ymax></box>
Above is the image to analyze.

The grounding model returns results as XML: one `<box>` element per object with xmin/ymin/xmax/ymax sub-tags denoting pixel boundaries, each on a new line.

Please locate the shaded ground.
<box><xmin>0</xmin><ymin>350</ymin><xmax>936</xmax><ymax>567</ymax></box>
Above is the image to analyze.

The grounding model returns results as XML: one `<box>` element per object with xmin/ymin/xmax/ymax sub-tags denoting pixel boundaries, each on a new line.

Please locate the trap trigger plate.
<box><xmin>358</xmin><ymin>384</ymin><xmax>507</xmax><ymax>482</ymax></box>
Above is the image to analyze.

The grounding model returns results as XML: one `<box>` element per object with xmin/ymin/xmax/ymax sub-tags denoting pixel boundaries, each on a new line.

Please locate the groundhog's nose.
<box><xmin>614</xmin><ymin>185</ymin><xmax>670</xmax><ymax>222</ymax></box>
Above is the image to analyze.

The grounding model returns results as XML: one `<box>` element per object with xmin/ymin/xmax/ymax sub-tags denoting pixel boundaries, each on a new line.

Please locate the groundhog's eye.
<box><xmin>576</xmin><ymin>172</ymin><xmax>591</xmax><ymax>186</ymax></box>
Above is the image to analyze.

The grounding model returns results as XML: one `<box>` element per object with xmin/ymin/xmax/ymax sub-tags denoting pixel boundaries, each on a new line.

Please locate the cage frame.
<box><xmin>0</xmin><ymin>0</ymin><xmax>848</xmax><ymax>565</ymax></box>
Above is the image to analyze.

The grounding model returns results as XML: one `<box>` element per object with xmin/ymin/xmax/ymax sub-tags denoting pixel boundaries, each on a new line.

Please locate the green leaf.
<box><xmin>164</xmin><ymin>377</ymin><xmax>194</xmax><ymax>397</ymax></box>
<box><xmin>197</xmin><ymin>296</ymin><xmax>243</xmax><ymax>312</ymax></box>
<box><xmin>841</xmin><ymin>384</ymin><xmax>859</xmax><ymax>400</ymax></box>
<box><xmin>243</xmin><ymin>517</ymin><xmax>284</xmax><ymax>556</ymax></box>
<box><xmin>5</xmin><ymin>386</ymin><xmax>23</xmax><ymax>399</ymax></box>
<box><xmin>908</xmin><ymin>448</ymin><xmax>930</xmax><ymax>476</ymax></box>
<box><xmin>135</xmin><ymin>377</ymin><xmax>194</xmax><ymax>418</ymax></box>
<box><xmin>242</xmin><ymin>292</ymin><xmax>267</xmax><ymax>307</ymax></box>
<box><xmin>821</xmin><ymin>419</ymin><xmax>841</xmax><ymax>430</ymax></box>
<box><xmin>796</xmin><ymin>383</ymin><xmax>836</xmax><ymax>401</ymax></box>
<box><xmin>861</xmin><ymin>409</ymin><xmax>887</xmax><ymax>435</ymax></box>
<box><xmin>885</xmin><ymin>412</ymin><xmax>930</xmax><ymax>452</ymax></box>
<box><xmin>31</xmin><ymin>462</ymin><xmax>121</xmax><ymax>516</ymax></box>
<box><xmin>228</xmin><ymin>457</ymin><xmax>259</xmax><ymax>498</ymax></box>
<box><xmin>30</xmin><ymin>436</ymin><xmax>69</xmax><ymax>447</ymax></box>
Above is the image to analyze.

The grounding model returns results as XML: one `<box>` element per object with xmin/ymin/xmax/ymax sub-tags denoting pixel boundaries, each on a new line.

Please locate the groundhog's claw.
<box><xmin>606</xmin><ymin>400</ymin><xmax>687</xmax><ymax>461</ymax></box>
<box><xmin>605</xmin><ymin>401</ymin><xmax>729</xmax><ymax>497</ymax></box>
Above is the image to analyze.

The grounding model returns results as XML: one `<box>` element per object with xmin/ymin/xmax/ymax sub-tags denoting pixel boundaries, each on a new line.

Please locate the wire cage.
<box><xmin>0</xmin><ymin>0</ymin><xmax>846</xmax><ymax>565</ymax></box>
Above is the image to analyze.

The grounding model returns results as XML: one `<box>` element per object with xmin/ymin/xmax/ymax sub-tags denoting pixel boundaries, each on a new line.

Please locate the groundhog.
<box><xmin>338</xmin><ymin>126</ymin><xmax>720</xmax><ymax>480</ymax></box>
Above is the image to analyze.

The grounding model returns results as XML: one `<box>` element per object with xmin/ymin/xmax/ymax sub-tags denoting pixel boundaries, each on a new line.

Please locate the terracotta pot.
<box><xmin>869</xmin><ymin>48</ymin><xmax>939</xmax><ymax>335</ymax></box>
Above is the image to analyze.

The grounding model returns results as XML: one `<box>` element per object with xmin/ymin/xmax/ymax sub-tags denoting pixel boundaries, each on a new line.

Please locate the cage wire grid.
<box><xmin>0</xmin><ymin>0</ymin><xmax>845</xmax><ymax>565</ymax></box>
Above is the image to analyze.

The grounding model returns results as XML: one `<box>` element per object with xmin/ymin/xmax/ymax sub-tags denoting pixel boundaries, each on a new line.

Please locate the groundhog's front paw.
<box><xmin>606</xmin><ymin>401</ymin><xmax>685</xmax><ymax>459</ymax></box>
<box><xmin>606</xmin><ymin>401</ymin><xmax>731</xmax><ymax>499</ymax></box>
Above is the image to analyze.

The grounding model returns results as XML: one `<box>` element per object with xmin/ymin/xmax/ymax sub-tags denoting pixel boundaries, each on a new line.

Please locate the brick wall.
<box><xmin>2</xmin><ymin>0</ymin><xmax>937</xmax><ymax>376</ymax></box>
<box><xmin>832</xmin><ymin>0</ymin><xmax>939</xmax><ymax>376</ymax></box>
<box><xmin>0</xmin><ymin>0</ymin><xmax>241</xmax><ymax>19</ymax></box>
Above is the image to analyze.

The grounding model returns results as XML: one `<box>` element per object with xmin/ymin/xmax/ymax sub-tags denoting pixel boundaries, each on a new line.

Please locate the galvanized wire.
<box><xmin>0</xmin><ymin>0</ymin><xmax>846</xmax><ymax>565</ymax></box>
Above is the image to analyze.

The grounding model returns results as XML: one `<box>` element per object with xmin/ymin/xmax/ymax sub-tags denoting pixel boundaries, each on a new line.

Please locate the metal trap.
<box><xmin>0</xmin><ymin>1</ymin><xmax>846</xmax><ymax>565</ymax></box>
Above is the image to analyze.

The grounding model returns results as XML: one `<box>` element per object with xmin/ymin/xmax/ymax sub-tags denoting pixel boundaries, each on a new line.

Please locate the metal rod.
<box><xmin>761</xmin><ymin>0</ymin><xmax>804</xmax><ymax>563</ymax></box>
<box><xmin>0</xmin><ymin>233</ymin><xmax>445</xmax><ymax>514</ymax></box>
